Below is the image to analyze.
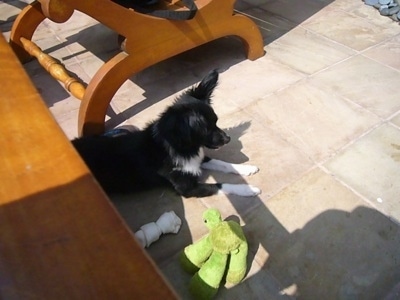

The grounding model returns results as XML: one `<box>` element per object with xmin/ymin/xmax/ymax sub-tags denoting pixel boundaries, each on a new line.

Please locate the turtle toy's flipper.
<box><xmin>226</xmin><ymin>240</ymin><xmax>248</xmax><ymax>284</ymax></box>
<box><xmin>189</xmin><ymin>251</ymin><xmax>228</xmax><ymax>299</ymax></box>
<box><xmin>180</xmin><ymin>235</ymin><xmax>213</xmax><ymax>274</ymax></box>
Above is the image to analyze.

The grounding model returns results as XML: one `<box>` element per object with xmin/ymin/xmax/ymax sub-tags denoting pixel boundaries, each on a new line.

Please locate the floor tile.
<box><xmin>245</xmin><ymin>0</ymin><xmax>333</xmax><ymax>25</ymax></box>
<box><xmin>349</xmin><ymin>3</ymin><xmax>400</xmax><ymax>29</ymax></box>
<box><xmin>60</xmin><ymin>23</ymin><xmax>120</xmax><ymax>65</ymax></box>
<box><xmin>212</xmin><ymin>55</ymin><xmax>305</xmax><ymax>108</ymax></box>
<box><xmin>2</xmin><ymin>0</ymin><xmax>400</xmax><ymax>298</ymax></box>
<box><xmin>55</xmin><ymin>110</ymin><xmax>81</xmax><ymax>139</ymax></box>
<box><xmin>245</xmin><ymin>80</ymin><xmax>380</xmax><ymax>162</ymax></box>
<box><xmin>40</xmin><ymin>11</ymin><xmax>99</xmax><ymax>42</ymax></box>
<box><xmin>235</xmin><ymin>6</ymin><xmax>298</xmax><ymax>45</ymax></box>
<box><xmin>309</xmin><ymin>55</ymin><xmax>400</xmax><ymax>118</ymax></box>
<box><xmin>112</xmin><ymin>187</ymin><xmax>209</xmax><ymax>265</ymax></box>
<box><xmin>325</xmin><ymin>123</ymin><xmax>400</xmax><ymax>222</ymax></box>
<box><xmin>265</xmin><ymin>26</ymin><xmax>355</xmax><ymax>75</ymax></box>
<box><xmin>23</xmin><ymin>61</ymin><xmax>70</xmax><ymax>103</ymax></box>
<box><xmin>328</xmin><ymin>0</ymin><xmax>361</xmax><ymax>11</ymax></box>
<box><xmin>203</xmin><ymin>110</ymin><xmax>314</xmax><ymax>202</ymax></box>
<box><xmin>244</xmin><ymin>168</ymin><xmax>400</xmax><ymax>299</ymax></box>
<box><xmin>0</xmin><ymin>1</ymin><xmax>24</xmax><ymax>30</ymax></box>
<box><xmin>391</xmin><ymin>113</ymin><xmax>400</xmax><ymax>128</ymax></box>
<box><xmin>160</xmin><ymin>251</ymin><xmax>293</xmax><ymax>299</ymax></box>
<box><xmin>302</xmin><ymin>6</ymin><xmax>399</xmax><ymax>51</ymax></box>
<box><xmin>363</xmin><ymin>33</ymin><xmax>400</xmax><ymax>71</ymax></box>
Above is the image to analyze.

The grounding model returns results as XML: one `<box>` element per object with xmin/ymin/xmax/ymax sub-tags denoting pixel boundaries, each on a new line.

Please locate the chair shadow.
<box><xmin>0</xmin><ymin>0</ymin><xmax>27</xmax><ymax>31</ymax></box>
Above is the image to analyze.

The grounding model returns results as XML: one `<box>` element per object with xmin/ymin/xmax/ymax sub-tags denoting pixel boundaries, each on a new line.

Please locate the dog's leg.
<box><xmin>167</xmin><ymin>171</ymin><xmax>260</xmax><ymax>198</ymax></box>
<box><xmin>178</xmin><ymin>183</ymin><xmax>261</xmax><ymax>198</ymax></box>
<box><xmin>201</xmin><ymin>158</ymin><xmax>259</xmax><ymax>176</ymax></box>
<box><xmin>178</xmin><ymin>183</ymin><xmax>221</xmax><ymax>198</ymax></box>
<box><xmin>219</xmin><ymin>184</ymin><xmax>261</xmax><ymax>197</ymax></box>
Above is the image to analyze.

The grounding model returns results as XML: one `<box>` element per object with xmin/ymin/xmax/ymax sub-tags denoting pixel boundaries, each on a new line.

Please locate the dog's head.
<box><xmin>155</xmin><ymin>70</ymin><xmax>230</xmax><ymax>154</ymax></box>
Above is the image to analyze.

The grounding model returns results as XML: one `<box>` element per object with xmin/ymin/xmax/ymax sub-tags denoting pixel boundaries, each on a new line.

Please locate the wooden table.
<box><xmin>0</xmin><ymin>32</ymin><xmax>177</xmax><ymax>299</ymax></box>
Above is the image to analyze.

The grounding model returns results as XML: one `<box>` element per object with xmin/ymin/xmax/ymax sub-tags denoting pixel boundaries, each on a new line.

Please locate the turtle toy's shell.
<box><xmin>209</xmin><ymin>221</ymin><xmax>246</xmax><ymax>254</ymax></box>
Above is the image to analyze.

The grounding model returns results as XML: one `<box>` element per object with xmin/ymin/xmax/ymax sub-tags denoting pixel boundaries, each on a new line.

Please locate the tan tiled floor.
<box><xmin>2</xmin><ymin>0</ymin><xmax>400</xmax><ymax>299</ymax></box>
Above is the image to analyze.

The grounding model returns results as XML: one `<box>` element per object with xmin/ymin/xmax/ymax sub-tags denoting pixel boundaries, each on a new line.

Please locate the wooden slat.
<box><xmin>0</xmin><ymin>32</ymin><xmax>177</xmax><ymax>299</ymax></box>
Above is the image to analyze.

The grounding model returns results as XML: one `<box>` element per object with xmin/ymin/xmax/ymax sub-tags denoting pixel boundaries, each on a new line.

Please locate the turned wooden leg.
<box><xmin>9</xmin><ymin>1</ymin><xmax>46</xmax><ymax>62</ymax></box>
<box><xmin>20</xmin><ymin>38</ymin><xmax>86</xmax><ymax>100</ymax></box>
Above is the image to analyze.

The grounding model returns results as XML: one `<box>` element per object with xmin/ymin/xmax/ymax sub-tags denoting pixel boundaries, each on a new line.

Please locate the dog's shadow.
<box><xmin>205</xmin><ymin>121</ymin><xmax>252</xmax><ymax>164</ymax></box>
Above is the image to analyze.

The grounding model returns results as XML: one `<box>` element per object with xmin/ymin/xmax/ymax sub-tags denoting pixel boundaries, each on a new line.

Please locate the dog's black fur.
<box><xmin>73</xmin><ymin>70</ymin><xmax>259</xmax><ymax>198</ymax></box>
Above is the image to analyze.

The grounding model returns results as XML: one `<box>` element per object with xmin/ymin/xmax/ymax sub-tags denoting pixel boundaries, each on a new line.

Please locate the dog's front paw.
<box><xmin>234</xmin><ymin>164</ymin><xmax>260</xmax><ymax>176</ymax></box>
<box><xmin>220</xmin><ymin>184</ymin><xmax>261</xmax><ymax>197</ymax></box>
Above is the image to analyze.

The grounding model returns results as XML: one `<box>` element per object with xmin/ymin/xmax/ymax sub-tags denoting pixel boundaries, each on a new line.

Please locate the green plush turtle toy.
<box><xmin>180</xmin><ymin>208</ymin><xmax>248</xmax><ymax>299</ymax></box>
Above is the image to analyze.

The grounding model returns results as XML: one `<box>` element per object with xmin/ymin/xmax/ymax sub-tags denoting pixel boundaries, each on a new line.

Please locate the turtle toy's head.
<box><xmin>203</xmin><ymin>208</ymin><xmax>222</xmax><ymax>230</ymax></box>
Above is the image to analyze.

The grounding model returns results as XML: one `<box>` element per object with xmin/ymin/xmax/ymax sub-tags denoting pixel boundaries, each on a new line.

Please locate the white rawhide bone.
<box><xmin>135</xmin><ymin>211</ymin><xmax>182</xmax><ymax>248</ymax></box>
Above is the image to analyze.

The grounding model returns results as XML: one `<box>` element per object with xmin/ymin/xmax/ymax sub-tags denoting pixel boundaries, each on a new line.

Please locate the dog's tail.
<box><xmin>188</xmin><ymin>69</ymin><xmax>219</xmax><ymax>102</ymax></box>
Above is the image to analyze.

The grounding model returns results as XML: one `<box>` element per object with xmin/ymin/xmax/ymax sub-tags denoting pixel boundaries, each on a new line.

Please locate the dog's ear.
<box><xmin>187</xmin><ymin>70</ymin><xmax>219</xmax><ymax>103</ymax></box>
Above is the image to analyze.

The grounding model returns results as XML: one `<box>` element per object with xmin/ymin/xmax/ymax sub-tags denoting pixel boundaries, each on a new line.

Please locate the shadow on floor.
<box><xmin>0</xmin><ymin>0</ymin><xmax>27</xmax><ymax>30</ymax></box>
<box><xmin>110</xmin><ymin>122</ymin><xmax>400</xmax><ymax>299</ymax></box>
<box><xmin>222</xmin><ymin>206</ymin><xmax>400</xmax><ymax>299</ymax></box>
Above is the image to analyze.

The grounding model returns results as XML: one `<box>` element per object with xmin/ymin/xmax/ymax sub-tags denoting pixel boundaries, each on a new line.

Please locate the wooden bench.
<box><xmin>9</xmin><ymin>0</ymin><xmax>264</xmax><ymax>136</ymax></box>
<box><xmin>0</xmin><ymin>32</ymin><xmax>177</xmax><ymax>299</ymax></box>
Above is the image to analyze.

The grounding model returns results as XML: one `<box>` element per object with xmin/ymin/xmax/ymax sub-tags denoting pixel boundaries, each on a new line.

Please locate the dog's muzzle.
<box><xmin>222</xmin><ymin>133</ymin><xmax>231</xmax><ymax>144</ymax></box>
<box><xmin>206</xmin><ymin>130</ymin><xmax>230</xmax><ymax>149</ymax></box>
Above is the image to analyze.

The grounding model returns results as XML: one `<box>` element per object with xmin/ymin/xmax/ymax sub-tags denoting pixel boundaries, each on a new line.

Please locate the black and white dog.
<box><xmin>72</xmin><ymin>70</ymin><xmax>260</xmax><ymax>198</ymax></box>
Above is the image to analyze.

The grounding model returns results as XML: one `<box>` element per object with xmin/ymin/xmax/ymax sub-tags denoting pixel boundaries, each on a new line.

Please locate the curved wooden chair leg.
<box><xmin>9</xmin><ymin>1</ymin><xmax>46</xmax><ymax>62</ymax></box>
<box><xmin>78</xmin><ymin>52</ymin><xmax>141</xmax><ymax>136</ymax></box>
<box><xmin>230</xmin><ymin>14</ymin><xmax>265</xmax><ymax>60</ymax></box>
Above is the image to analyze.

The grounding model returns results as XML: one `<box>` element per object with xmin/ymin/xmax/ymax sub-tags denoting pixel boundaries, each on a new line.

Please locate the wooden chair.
<box><xmin>9</xmin><ymin>0</ymin><xmax>264</xmax><ymax>136</ymax></box>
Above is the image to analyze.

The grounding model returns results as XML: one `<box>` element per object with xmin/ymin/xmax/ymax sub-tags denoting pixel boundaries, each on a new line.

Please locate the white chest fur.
<box><xmin>173</xmin><ymin>148</ymin><xmax>204</xmax><ymax>175</ymax></box>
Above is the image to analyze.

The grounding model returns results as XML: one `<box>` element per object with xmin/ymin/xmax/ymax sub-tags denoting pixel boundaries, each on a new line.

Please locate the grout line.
<box><xmin>319</xmin><ymin>164</ymin><xmax>400</xmax><ymax>227</ymax></box>
<box><xmin>360</xmin><ymin>52</ymin><xmax>400</xmax><ymax>74</ymax></box>
<box><xmin>233</xmin><ymin>9</ymin><xmax>296</xmax><ymax>29</ymax></box>
<box><xmin>297</xmin><ymin>24</ymin><xmax>359</xmax><ymax>55</ymax></box>
<box><xmin>314</xmin><ymin>118</ymin><xmax>383</xmax><ymax>167</ymax></box>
